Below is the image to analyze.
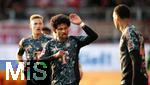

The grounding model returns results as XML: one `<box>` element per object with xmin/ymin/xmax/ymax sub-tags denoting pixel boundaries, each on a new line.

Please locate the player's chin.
<box><xmin>60</xmin><ymin>35</ymin><xmax>68</xmax><ymax>40</ymax></box>
<box><xmin>63</xmin><ymin>35</ymin><xmax>68</xmax><ymax>38</ymax></box>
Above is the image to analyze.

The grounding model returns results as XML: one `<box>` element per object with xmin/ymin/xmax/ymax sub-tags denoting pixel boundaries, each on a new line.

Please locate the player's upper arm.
<box><xmin>125</xmin><ymin>29</ymin><xmax>139</xmax><ymax>52</ymax></box>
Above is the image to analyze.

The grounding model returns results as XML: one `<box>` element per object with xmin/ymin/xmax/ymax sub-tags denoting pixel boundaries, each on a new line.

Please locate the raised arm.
<box><xmin>69</xmin><ymin>13</ymin><xmax>98</xmax><ymax>46</ymax></box>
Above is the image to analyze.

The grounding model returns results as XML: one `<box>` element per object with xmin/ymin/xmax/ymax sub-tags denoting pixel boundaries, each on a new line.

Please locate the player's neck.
<box><xmin>120</xmin><ymin>20</ymin><xmax>129</xmax><ymax>33</ymax></box>
<box><xmin>32</xmin><ymin>33</ymin><xmax>42</xmax><ymax>39</ymax></box>
<box><xmin>56</xmin><ymin>37</ymin><xmax>67</xmax><ymax>42</ymax></box>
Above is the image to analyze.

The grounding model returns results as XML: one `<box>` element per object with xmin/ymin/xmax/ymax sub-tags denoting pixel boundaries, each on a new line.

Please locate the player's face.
<box><xmin>113</xmin><ymin>12</ymin><xmax>121</xmax><ymax>32</ymax></box>
<box><xmin>54</xmin><ymin>23</ymin><xmax>69</xmax><ymax>41</ymax></box>
<box><xmin>30</xmin><ymin>18</ymin><xmax>44</xmax><ymax>35</ymax></box>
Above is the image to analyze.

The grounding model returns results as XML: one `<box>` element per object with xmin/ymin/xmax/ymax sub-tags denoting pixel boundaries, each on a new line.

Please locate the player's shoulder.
<box><xmin>40</xmin><ymin>34</ymin><xmax>52</xmax><ymax>41</ymax></box>
<box><xmin>123</xmin><ymin>25</ymin><xmax>136</xmax><ymax>37</ymax></box>
<box><xmin>44</xmin><ymin>38</ymin><xmax>53</xmax><ymax>45</ymax></box>
<box><xmin>47</xmin><ymin>38</ymin><xmax>55</xmax><ymax>43</ymax></box>
<box><xmin>126</xmin><ymin>25</ymin><xmax>135</xmax><ymax>33</ymax></box>
<box><xmin>19</xmin><ymin>36</ymin><xmax>32</xmax><ymax>45</ymax></box>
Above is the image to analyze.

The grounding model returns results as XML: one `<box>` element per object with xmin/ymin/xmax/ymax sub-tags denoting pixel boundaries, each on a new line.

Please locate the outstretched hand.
<box><xmin>69</xmin><ymin>13</ymin><xmax>82</xmax><ymax>25</ymax></box>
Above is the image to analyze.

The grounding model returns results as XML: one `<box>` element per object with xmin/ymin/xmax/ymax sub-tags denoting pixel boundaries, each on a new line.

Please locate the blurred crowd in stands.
<box><xmin>0</xmin><ymin>0</ymin><xmax>150</xmax><ymax>44</ymax></box>
<box><xmin>1</xmin><ymin>0</ymin><xmax>150</xmax><ymax>20</ymax></box>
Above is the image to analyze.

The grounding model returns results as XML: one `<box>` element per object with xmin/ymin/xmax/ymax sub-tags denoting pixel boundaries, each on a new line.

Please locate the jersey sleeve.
<box><xmin>74</xmin><ymin>25</ymin><xmax>98</xmax><ymax>47</ymax></box>
<box><xmin>125</xmin><ymin>29</ymin><xmax>139</xmax><ymax>52</ymax></box>
<box><xmin>17</xmin><ymin>38</ymin><xmax>25</xmax><ymax>56</ymax></box>
<box><xmin>125</xmin><ymin>28</ymin><xmax>143</xmax><ymax>85</ymax></box>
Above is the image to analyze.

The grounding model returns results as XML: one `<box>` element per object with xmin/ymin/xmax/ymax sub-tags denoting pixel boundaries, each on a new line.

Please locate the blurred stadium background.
<box><xmin>0</xmin><ymin>0</ymin><xmax>150</xmax><ymax>85</ymax></box>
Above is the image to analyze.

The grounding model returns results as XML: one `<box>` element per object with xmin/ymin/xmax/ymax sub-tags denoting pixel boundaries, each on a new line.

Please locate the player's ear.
<box><xmin>29</xmin><ymin>20</ymin><xmax>34</xmax><ymax>29</ymax></box>
<box><xmin>29</xmin><ymin>23</ymin><xmax>32</xmax><ymax>29</ymax></box>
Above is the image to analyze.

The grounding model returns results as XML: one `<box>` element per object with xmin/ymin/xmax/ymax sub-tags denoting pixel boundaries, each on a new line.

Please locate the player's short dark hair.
<box><xmin>42</xmin><ymin>27</ymin><xmax>51</xmax><ymax>32</ymax></box>
<box><xmin>50</xmin><ymin>14</ymin><xmax>70</xmax><ymax>29</ymax></box>
<box><xmin>114</xmin><ymin>4</ymin><xmax>130</xmax><ymax>19</ymax></box>
<box><xmin>42</xmin><ymin>27</ymin><xmax>51</xmax><ymax>35</ymax></box>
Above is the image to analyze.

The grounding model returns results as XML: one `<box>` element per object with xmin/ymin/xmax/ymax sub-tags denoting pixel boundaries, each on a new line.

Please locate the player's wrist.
<box><xmin>53</xmin><ymin>54</ymin><xmax>61</xmax><ymax>58</ymax></box>
<box><xmin>79</xmin><ymin>22</ymin><xmax>85</xmax><ymax>28</ymax></box>
<box><xmin>53</xmin><ymin>54</ymin><xmax>58</xmax><ymax>58</ymax></box>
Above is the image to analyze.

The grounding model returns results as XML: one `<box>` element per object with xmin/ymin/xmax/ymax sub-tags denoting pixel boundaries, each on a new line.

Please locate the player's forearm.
<box><xmin>81</xmin><ymin>24</ymin><xmax>98</xmax><ymax>40</ymax></box>
<box><xmin>39</xmin><ymin>54</ymin><xmax>58</xmax><ymax>61</ymax></box>
<box><xmin>16</xmin><ymin>55</ymin><xmax>24</xmax><ymax>62</ymax></box>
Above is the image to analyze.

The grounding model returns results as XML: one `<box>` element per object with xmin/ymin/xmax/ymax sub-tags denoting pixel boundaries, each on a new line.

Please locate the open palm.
<box><xmin>69</xmin><ymin>13</ymin><xmax>82</xmax><ymax>25</ymax></box>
